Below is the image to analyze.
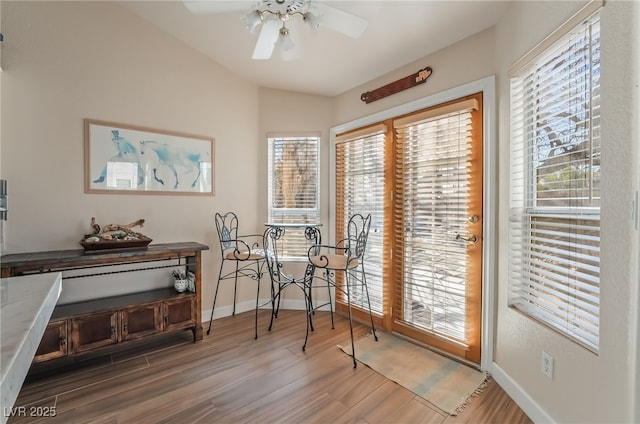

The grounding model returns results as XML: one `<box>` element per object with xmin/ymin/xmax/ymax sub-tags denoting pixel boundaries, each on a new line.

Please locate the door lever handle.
<box><xmin>456</xmin><ymin>233</ymin><xmax>478</xmax><ymax>244</ymax></box>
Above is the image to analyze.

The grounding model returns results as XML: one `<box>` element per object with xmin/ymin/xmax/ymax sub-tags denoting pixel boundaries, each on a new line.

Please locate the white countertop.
<box><xmin>0</xmin><ymin>273</ymin><xmax>62</xmax><ymax>421</ymax></box>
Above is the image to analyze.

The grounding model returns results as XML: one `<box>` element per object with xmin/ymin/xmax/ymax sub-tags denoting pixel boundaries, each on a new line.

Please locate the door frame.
<box><xmin>330</xmin><ymin>76</ymin><xmax>497</xmax><ymax>372</ymax></box>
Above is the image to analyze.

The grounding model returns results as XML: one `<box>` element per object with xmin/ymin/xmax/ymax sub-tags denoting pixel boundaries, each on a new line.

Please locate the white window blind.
<box><xmin>335</xmin><ymin>124</ymin><xmax>387</xmax><ymax>313</ymax></box>
<box><xmin>509</xmin><ymin>11</ymin><xmax>601</xmax><ymax>352</ymax></box>
<box><xmin>393</xmin><ymin>99</ymin><xmax>479</xmax><ymax>343</ymax></box>
<box><xmin>268</xmin><ymin>135</ymin><xmax>320</xmax><ymax>259</ymax></box>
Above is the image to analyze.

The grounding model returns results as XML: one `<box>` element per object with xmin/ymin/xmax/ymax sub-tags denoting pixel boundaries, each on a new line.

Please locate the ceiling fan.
<box><xmin>183</xmin><ymin>0</ymin><xmax>368</xmax><ymax>60</ymax></box>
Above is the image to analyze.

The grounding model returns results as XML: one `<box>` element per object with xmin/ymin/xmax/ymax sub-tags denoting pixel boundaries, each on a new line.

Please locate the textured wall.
<box><xmin>494</xmin><ymin>1</ymin><xmax>639</xmax><ymax>422</ymax></box>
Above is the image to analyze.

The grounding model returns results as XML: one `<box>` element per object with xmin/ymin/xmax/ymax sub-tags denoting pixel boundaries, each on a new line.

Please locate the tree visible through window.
<box><xmin>509</xmin><ymin>9</ymin><xmax>601</xmax><ymax>352</ymax></box>
<box><xmin>268</xmin><ymin>135</ymin><xmax>320</xmax><ymax>258</ymax></box>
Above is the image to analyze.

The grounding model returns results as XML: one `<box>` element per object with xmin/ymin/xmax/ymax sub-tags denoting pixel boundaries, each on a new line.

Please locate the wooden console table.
<box><xmin>0</xmin><ymin>242</ymin><xmax>209</xmax><ymax>364</ymax></box>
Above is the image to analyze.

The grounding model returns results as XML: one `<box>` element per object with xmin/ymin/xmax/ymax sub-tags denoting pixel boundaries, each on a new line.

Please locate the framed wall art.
<box><xmin>84</xmin><ymin>119</ymin><xmax>214</xmax><ymax>195</ymax></box>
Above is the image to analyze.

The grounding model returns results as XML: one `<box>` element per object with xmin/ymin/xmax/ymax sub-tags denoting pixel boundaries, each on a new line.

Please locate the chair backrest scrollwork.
<box><xmin>263</xmin><ymin>225</ymin><xmax>283</xmax><ymax>281</ymax></box>
<box><xmin>215</xmin><ymin>212</ymin><xmax>239</xmax><ymax>254</ymax></box>
<box><xmin>347</xmin><ymin>213</ymin><xmax>372</xmax><ymax>262</ymax></box>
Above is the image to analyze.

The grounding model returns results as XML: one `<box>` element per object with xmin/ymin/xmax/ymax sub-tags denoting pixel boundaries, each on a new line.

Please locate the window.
<box><xmin>509</xmin><ymin>8</ymin><xmax>601</xmax><ymax>352</ymax></box>
<box><xmin>268</xmin><ymin>134</ymin><xmax>320</xmax><ymax>259</ymax></box>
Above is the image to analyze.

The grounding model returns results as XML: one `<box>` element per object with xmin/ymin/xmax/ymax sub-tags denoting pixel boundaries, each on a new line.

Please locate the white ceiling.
<box><xmin>119</xmin><ymin>1</ymin><xmax>510</xmax><ymax>97</ymax></box>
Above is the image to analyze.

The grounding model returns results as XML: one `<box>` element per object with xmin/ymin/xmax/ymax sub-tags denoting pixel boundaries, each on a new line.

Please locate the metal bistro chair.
<box><xmin>207</xmin><ymin>212</ymin><xmax>265</xmax><ymax>339</ymax></box>
<box><xmin>308</xmin><ymin>213</ymin><xmax>378</xmax><ymax>367</ymax></box>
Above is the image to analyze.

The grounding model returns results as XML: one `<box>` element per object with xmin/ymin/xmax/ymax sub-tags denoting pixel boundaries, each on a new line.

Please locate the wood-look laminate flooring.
<box><xmin>10</xmin><ymin>310</ymin><xmax>532</xmax><ymax>424</ymax></box>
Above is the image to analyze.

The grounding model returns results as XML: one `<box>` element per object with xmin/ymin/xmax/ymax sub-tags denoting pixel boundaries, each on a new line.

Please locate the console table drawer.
<box><xmin>121</xmin><ymin>303</ymin><xmax>163</xmax><ymax>341</ymax></box>
<box><xmin>34</xmin><ymin>320</ymin><xmax>68</xmax><ymax>363</ymax></box>
<box><xmin>72</xmin><ymin>311</ymin><xmax>119</xmax><ymax>353</ymax></box>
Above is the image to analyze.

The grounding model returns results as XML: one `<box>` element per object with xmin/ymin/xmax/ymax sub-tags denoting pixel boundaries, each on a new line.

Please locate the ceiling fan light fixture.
<box><xmin>303</xmin><ymin>12</ymin><xmax>320</xmax><ymax>33</ymax></box>
<box><xmin>276</xmin><ymin>26</ymin><xmax>295</xmax><ymax>52</ymax></box>
<box><xmin>241</xmin><ymin>10</ymin><xmax>264</xmax><ymax>34</ymax></box>
<box><xmin>204</xmin><ymin>0</ymin><xmax>368</xmax><ymax>60</ymax></box>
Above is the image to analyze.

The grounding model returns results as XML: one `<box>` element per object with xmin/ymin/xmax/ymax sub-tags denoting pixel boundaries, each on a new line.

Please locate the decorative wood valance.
<box><xmin>361</xmin><ymin>67</ymin><xmax>432</xmax><ymax>104</ymax></box>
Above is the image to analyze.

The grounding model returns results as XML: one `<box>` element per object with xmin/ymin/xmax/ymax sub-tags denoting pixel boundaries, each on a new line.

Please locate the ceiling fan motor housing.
<box><xmin>264</xmin><ymin>0</ymin><xmax>310</xmax><ymax>15</ymax></box>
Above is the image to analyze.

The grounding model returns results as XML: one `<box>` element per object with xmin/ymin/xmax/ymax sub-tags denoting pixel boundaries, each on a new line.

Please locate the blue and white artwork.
<box><xmin>85</xmin><ymin>119</ymin><xmax>214</xmax><ymax>195</ymax></box>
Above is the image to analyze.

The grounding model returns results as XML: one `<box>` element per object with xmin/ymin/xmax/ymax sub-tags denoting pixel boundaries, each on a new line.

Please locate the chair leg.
<box><xmin>232</xmin><ymin>262</ymin><xmax>239</xmax><ymax>315</ymax></box>
<box><xmin>345</xmin><ymin>270</ymin><xmax>357</xmax><ymax>368</ymax></box>
<box><xmin>254</xmin><ymin>262</ymin><xmax>260</xmax><ymax>340</ymax></box>
<box><xmin>327</xmin><ymin>272</ymin><xmax>334</xmax><ymax>330</ymax></box>
<box><xmin>302</xmin><ymin>284</ymin><xmax>312</xmax><ymax>352</ymax></box>
<box><xmin>308</xmin><ymin>277</ymin><xmax>314</xmax><ymax>314</ymax></box>
<box><xmin>207</xmin><ymin>262</ymin><xmax>225</xmax><ymax>335</ymax></box>
<box><xmin>361</xmin><ymin>265</ymin><xmax>378</xmax><ymax>341</ymax></box>
<box><xmin>268</xmin><ymin>272</ymin><xmax>277</xmax><ymax>332</ymax></box>
<box><xmin>306</xmin><ymin>268</ymin><xmax>316</xmax><ymax>333</ymax></box>
<box><xmin>275</xmin><ymin>281</ymin><xmax>282</xmax><ymax>318</ymax></box>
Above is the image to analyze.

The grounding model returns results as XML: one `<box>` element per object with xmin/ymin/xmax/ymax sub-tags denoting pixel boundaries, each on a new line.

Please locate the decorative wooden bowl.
<box><xmin>80</xmin><ymin>234</ymin><xmax>153</xmax><ymax>252</ymax></box>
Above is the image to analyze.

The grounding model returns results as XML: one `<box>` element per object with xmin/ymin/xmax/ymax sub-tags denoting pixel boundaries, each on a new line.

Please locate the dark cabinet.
<box><xmin>121</xmin><ymin>303</ymin><xmax>163</xmax><ymax>341</ymax></box>
<box><xmin>72</xmin><ymin>311</ymin><xmax>119</xmax><ymax>353</ymax></box>
<box><xmin>32</xmin><ymin>291</ymin><xmax>197</xmax><ymax>363</ymax></box>
<box><xmin>164</xmin><ymin>296</ymin><xmax>196</xmax><ymax>332</ymax></box>
<box><xmin>34</xmin><ymin>320</ymin><xmax>68</xmax><ymax>363</ymax></box>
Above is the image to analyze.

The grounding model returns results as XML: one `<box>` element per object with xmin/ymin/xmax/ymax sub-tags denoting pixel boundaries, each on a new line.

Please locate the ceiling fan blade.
<box><xmin>183</xmin><ymin>1</ymin><xmax>252</xmax><ymax>14</ymax></box>
<box><xmin>309</xmin><ymin>2</ymin><xmax>368</xmax><ymax>39</ymax></box>
<box><xmin>252</xmin><ymin>19</ymin><xmax>281</xmax><ymax>60</ymax></box>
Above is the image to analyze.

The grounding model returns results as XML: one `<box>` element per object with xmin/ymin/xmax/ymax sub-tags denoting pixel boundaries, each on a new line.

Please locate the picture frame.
<box><xmin>84</xmin><ymin>119</ymin><xmax>214</xmax><ymax>195</ymax></box>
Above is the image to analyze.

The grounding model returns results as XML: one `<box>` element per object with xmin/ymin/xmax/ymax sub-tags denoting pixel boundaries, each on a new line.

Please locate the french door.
<box><xmin>334</xmin><ymin>93</ymin><xmax>483</xmax><ymax>364</ymax></box>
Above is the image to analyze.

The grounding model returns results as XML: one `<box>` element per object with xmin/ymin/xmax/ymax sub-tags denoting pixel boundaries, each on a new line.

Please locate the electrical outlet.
<box><xmin>541</xmin><ymin>351</ymin><xmax>554</xmax><ymax>379</ymax></box>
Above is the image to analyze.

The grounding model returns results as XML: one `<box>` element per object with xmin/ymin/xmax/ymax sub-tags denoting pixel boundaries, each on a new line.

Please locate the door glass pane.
<box><xmin>336</xmin><ymin>132</ymin><xmax>385</xmax><ymax>312</ymax></box>
<box><xmin>396</xmin><ymin>107</ymin><xmax>475</xmax><ymax>343</ymax></box>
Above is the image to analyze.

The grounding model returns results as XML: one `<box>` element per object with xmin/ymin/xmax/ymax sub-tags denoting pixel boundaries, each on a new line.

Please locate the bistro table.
<box><xmin>262</xmin><ymin>223</ymin><xmax>327</xmax><ymax>350</ymax></box>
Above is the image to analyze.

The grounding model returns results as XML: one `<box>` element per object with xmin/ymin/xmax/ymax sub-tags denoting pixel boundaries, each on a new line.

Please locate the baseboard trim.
<box><xmin>491</xmin><ymin>362</ymin><xmax>554</xmax><ymax>423</ymax></box>
<box><xmin>202</xmin><ymin>298</ymin><xmax>331</xmax><ymax>323</ymax></box>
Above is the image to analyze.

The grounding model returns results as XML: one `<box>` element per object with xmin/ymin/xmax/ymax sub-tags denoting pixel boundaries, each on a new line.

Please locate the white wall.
<box><xmin>0</xmin><ymin>1</ymin><xmax>262</xmax><ymax>315</ymax></box>
<box><xmin>0</xmin><ymin>1</ymin><xmax>4</xmax><ymax>246</ymax></box>
<box><xmin>333</xmin><ymin>27</ymin><xmax>497</xmax><ymax>125</ymax></box>
<box><xmin>493</xmin><ymin>1</ymin><xmax>639</xmax><ymax>423</ymax></box>
<box><xmin>634</xmin><ymin>5</ymin><xmax>640</xmax><ymax>418</ymax></box>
